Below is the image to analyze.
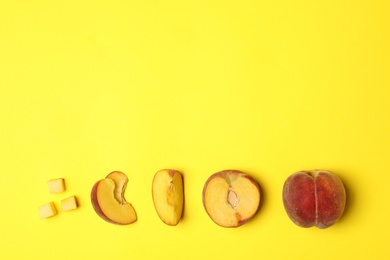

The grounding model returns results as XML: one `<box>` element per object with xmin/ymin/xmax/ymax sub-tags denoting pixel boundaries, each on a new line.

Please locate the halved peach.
<box><xmin>202</xmin><ymin>170</ymin><xmax>261</xmax><ymax>228</ymax></box>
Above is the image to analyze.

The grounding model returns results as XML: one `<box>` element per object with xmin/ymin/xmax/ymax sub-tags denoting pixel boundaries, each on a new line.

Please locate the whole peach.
<box><xmin>282</xmin><ymin>170</ymin><xmax>346</xmax><ymax>229</ymax></box>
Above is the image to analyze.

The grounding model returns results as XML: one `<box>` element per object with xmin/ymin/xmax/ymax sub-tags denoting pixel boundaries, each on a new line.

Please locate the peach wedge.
<box><xmin>91</xmin><ymin>171</ymin><xmax>137</xmax><ymax>225</ymax></box>
<box><xmin>152</xmin><ymin>169</ymin><xmax>184</xmax><ymax>226</ymax></box>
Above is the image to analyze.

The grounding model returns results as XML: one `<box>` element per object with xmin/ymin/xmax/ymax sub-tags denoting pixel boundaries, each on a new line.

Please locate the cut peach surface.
<box><xmin>202</xmin><ymin>170</ymin><xmax>260</xmax><ymax>228</ymax></box>
<box><xmin>61</xmin><ymin>196</ymin><xmax>78</xmax><ymax>211</ymax></box>
<box><xmin>47</xmin><ymin>178</ymin><xmax>65</xmax><ymax>194</ymax></box>
<box><xmin>152</xmin><ymin>169</ymin><xmax>184</xmax><ymax>226</ymax></box>
<box><xmin>91</xmin><ymin>171</ymin><xmax>137</xmax><ymax>225</ymax></box>
<box><xmin>39</xmin><ymin>202</ymin><xmax>57</xmax><ymax>219</ymax></box>
<box><xmin>106</xmin><ymin>171</ymin><xmax>128</xmax><ymax>204</ymax></box>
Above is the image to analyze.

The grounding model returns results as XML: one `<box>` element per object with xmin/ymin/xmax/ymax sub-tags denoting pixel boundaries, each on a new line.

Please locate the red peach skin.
<box><xmin>282</xmin><ymin>170</ymin><xmax>346</xmax><ymax>229</ymax></box>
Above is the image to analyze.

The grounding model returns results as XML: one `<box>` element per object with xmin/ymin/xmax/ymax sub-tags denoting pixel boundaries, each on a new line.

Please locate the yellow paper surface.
<box><xmin>1</xmin><ymin>1</ymin><xmax>389</xmax><ymax>259</ymax></box>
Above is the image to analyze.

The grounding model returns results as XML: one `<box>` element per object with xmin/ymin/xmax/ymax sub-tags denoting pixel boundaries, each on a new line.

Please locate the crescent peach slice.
<box><xmin>91</xmin><ymin>171</ymin><xmax>137</xmax><ymax>225</ymax></box>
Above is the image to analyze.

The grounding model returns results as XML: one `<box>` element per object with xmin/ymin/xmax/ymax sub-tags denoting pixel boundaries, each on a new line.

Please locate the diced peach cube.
<box><xmin>61</xmin><ymin>196</ymin><xmax>78</xmax><ymax>211</ymax></box>
<box><xmin>39</xmin><ymin>202</ymin><xmax>57</xmax><ymax>219</ymax></box>
<box><xmin>47</xmin><ymin>178</ymin><xmax>65</xmax><ymax>193</ymax></box>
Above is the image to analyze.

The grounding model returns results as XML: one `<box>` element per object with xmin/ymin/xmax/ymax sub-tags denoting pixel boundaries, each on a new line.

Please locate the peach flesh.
<box><xmin>91</xmin><ymin>180</ymin><xmax>118</xmax><ymax>225</ymax></box>
<box><xmin>152</xmin><ymin>169</ymin><xmax>184</xmax><ymax>226</ymax></box>
<box><xmin>91</xmin><ymin>172</ymin><xmax>137</xmax><ymax>225</ymax></box>
<box><xmin>202</xmin><ymin>170</ymin><xmax>260</xmax><ymax>228</ymax></box>
<box><xmin>282</xmin><ymin>170</ymin><xmax>346</xmax><ymax>229</ymax></box>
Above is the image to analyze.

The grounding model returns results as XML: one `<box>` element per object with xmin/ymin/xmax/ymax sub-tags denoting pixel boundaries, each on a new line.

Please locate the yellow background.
<box><xmin>1</xmin><ymin>1</ymin><xmax>389</xmax><ymax>259</ymax></box>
